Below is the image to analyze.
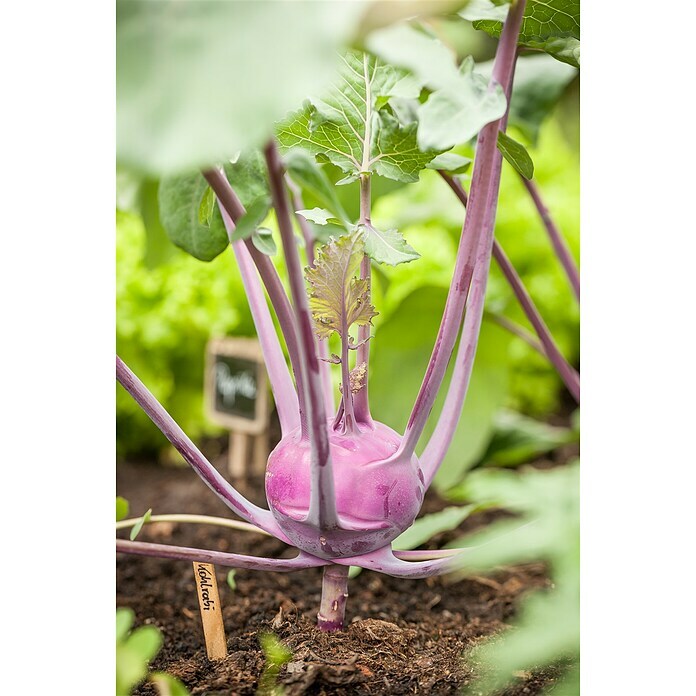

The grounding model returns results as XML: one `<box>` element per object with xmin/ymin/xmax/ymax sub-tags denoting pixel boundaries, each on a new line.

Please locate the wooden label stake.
<box><xmin>192</xmin><ymin>562</ymin><xmax>227</xmax><ymax>660</ymax></box>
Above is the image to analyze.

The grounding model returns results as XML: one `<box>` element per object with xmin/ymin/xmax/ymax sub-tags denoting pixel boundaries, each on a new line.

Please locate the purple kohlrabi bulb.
<box><xmin>265</xmin><ymin>420</ymin><xmax>424</xmax><ymax>559</ymax></box>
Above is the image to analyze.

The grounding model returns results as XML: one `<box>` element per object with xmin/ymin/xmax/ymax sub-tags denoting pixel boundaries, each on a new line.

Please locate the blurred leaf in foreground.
<box><xmin>116</xmin><ymin>608</ymin><xmax>162</xmax><ymax>695</ymax></box>
<box><xmin>451</xmin><ymin>462</ymin><xmax>579</xmax><ymax>694</ymax></box>
<box><xmin>258</xmin><ymin>633</ymin><xmax>292</xmax><ymax>696</ymax></box>
<box><xmin>367</xmin><ymin>24</ymin><xmax>507</xmax><ymax>150</ymax></box>
<box><xmin>481</xmin><ymin>410</ymin><xmax>579</xmax><ymax>467</ymax></box>
<box><xmin>117</xmin><ymin>0</ymin><xmax>365</xmax><ymax>175</ymax></box>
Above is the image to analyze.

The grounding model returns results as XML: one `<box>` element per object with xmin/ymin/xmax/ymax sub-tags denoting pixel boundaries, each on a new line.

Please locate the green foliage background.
<box><xmin>116</xmin><ymin>210</ymin><xmax>255</xmax><ymax>456</ymax></box>
<box><xmin>117</xmin><ymin>114</ymin><xmax>578</xmax><ymax>460</ymax></box>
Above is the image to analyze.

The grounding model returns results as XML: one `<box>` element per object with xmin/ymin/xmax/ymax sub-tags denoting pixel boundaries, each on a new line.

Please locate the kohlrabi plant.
<box><xmin>116</xmin><ymin>0</ymin><xmax>580</xmax><ymax>632</ymax></box>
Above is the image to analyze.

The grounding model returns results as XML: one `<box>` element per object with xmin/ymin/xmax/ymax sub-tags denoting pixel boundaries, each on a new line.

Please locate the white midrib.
<box><xmin>361</xmin><ymin>53</ymin><xmax>372</xmax><ymax>174</ymax></box>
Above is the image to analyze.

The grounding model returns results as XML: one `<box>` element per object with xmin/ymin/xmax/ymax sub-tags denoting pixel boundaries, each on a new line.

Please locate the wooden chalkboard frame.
<box><xmin>205</xmin><ymin>337</ymin><xmax>269</xmax><ymax>435</ymax></box>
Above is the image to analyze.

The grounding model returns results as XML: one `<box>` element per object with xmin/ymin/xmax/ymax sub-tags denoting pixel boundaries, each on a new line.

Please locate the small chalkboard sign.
<box><xmin>205</xmin><ymin>337</ymin><xmax>271</xmax><ymax>480</ymax></box>
<box><xmin>206</xmin><ymin>337</ymin><xmax>268</xmax><ymax>435</ymax></box>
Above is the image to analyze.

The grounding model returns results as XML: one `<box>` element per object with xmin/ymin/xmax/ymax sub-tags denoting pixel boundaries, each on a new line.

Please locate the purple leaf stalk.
<box><xmin>117</xmin><ymin>1</ymin><xmax>530</xmax><ymax>632</ymax></box>
<box><xmin>439</xmin><ymin>171</ymin><xmax>580</xmax><ymax>403</ymax></box>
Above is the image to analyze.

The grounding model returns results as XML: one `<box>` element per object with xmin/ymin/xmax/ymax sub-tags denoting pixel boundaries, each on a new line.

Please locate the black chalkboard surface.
<box><xmin>205</xmin><ymin>337</ymin><xmax>269</xmax><ymax>434</ymax></box>
<box><xmin>213</xmin><ymin>354</ymin><xmax>258</xmax><ymax>420</ymax></box>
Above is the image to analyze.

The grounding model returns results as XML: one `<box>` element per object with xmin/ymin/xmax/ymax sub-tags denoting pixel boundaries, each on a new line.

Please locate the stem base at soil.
<box><xmin>317</xmin><ymin>564</ymin><xmax>350</xmax><ymax>631</ymax></box>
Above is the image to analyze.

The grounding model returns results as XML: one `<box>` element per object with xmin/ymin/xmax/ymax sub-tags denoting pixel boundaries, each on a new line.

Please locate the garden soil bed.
<box><xmin>117</xmin><ymin>443</ymin><xmax>569</xmax><ymax>696</ymax></box>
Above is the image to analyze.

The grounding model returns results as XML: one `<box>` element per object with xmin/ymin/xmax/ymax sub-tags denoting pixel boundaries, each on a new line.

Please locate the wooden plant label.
<box><xmin>192</xmin><ymin>562</ymin><xmax>227</xmax><ymax>660</ymax></box>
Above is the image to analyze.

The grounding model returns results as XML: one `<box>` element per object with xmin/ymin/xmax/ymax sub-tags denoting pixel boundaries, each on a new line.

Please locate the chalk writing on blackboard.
<box><xmin>206</xmin><ymin>336</ymin><xmax>269</xmax><ymax>435</ymax></box>
<box><xmin>213</xmin><ymin>355</ymin><xmax>258</xmax><ymax>420</ymax></box>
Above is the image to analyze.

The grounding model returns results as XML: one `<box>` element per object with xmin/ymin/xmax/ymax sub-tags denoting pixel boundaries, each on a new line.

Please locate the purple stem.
<box><xmin>439</xmin><ymin>171</ymin><xmax>580</xmax><ymax>402</ymax></box>
<box><xmin>523</xmin><ymin>177</ymin><xmax>580</xmax><ymax>302</ymax></box>
<box><xmin>487</xmin><ymin>312</ymin><xmax>545</xmax><ymax>356</ymax></box>
<box><xmin>493</xmin><ymin>241</ymin><xmax>580</xmax><ymax>401</ymax></box>
<box><xmin>334</xmin><ymin>546</ymin><xmax>466</xmax><ymax>579</ymax></box>
<box><xmin>203</xmin><ymin>168</ymin><xmax>309</xmax><ymax>435</ymax></box>
<box><xmin>285</xmin><ymin>173</ymin><xmax>317</xmax><ymax>267</ymax></box>
<box><xmin>396</xmin><ymin>0</ymin><xmax>527</xmax><ymax>460</ymax></box>
<box><xmin>217</xmin><ymin>205</ymin><xmax>300</xmax><ymax>435</ymax></box>
<box><xmin>353</xmin><ymin>174</ymin><xmax>374</xmax><ymax>426</ymax></box>
<box><xmin>317</xmin><ymin>564</ymin><xmax>349</xmax><ymax>631</ymax></box>
<box><xmin>418</xmin><ymin>200</ymin><xmax>499</xmax><ymax>488</ymax></box>
<box><xmin>285</xmin><ymin>174</ymin><xmax>335</xmax><ymax>417</ymax></box>
<box><xmin>264</xmin><ymin>141</ymin><xmax>339</xmax><ymax>530</ymax></box>
<box><xmin>116</xmin><ymin>356</ymin><xmax>290</xmax><ymax>542</ymax></box>
<box><xmin>116</xmin><ymin>539</ymin><xmax>327</xmax><ymax>571</ymax></box>
<box><xmin>338</xmin><ymin>305</ymin><xmax>357</xmax><ymax>433</ymax></box>
<box><xmin>392</xmin><ymin>549</ymin><xmax>462</xmax><ymax>560</ymax></box>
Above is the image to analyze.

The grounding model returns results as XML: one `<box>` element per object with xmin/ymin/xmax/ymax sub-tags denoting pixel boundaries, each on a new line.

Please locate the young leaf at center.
<box><xmin>305</xmin><ymin>231</ymin><xmax>378</xmax><ymax>341</ymax></box>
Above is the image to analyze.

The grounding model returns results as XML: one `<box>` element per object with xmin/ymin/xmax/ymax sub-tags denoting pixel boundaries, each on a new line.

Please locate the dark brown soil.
<box><xmin>116</xmin><ymin>447</ymin><xmax>563</xmax><ymax>696</ymax></box>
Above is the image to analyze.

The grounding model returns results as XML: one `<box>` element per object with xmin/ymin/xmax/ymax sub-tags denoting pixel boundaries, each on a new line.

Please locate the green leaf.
<box><xmin>367</xmin><ymin>25</ymin><xmax>507</xmax><ymax>150</ymax></box>
<box><xmin>447</xmin><ymin>464</ymin><xmax>580</xmax><ymax>569</ymax></box>
<box><xmin>159</xmin><ymin>173</ymin><xmax>228</xmax><ymax>261</ymax></box>
<box><xmin>198</xmin><ymin>186</ymin><xmax>216</xmax><ymax>227</ymax></box>
<box><xmin>361</xmin><ymin>223</ymin><xmax>420</xmax><ymax>266</ymax></box>
<box><xmin>251</xmin><ymin>228</ymin><xmax>277</xmax><ymax>256</ymax></box>
<box><xmin>158</xmin><ymin>152</ymin><xmax>269</xmax><ymax>261</ymax></box>
<box><xmin>462</xmin><ymin>0</ymin><xmax>580</xmax><ymax>68</ymax></box>
<box><xmin>418</xmin><ymin>56</ymin><xmax>506</xmax><ymax>150</ymax></box>
<box><xmin>497</xmin><ymin>131</ymin><xmax>534</xmax><ymax>179</ymax></box>
<box><xmin>393</xmin><ymin>504</ymin><xmax>478</xmax><ymax>550</ymax></box>
<box><xmin>150</xmin><ymin>672</ymin><xmax>190</xmax><ymax>696</ymax></box>
<box><xmin>259</xmin><ymin>633</ymin><xmax>292</xmax><ymax>667</ymax></box>
<box><xmin>116</xmin><ymin>607</ymin><xmax>134</xmax><ymax>642</ymax></box>
<box><xmin>482</xmin><ymin>410</ymin><xmax>578</xmax><ymax>467</ymax></box>
<box><xmin>226</xmin><ymin>570</ymin><xmax>237</xmax><ymax>591</ymax></box>
<box><xmin>350</xmin><ymin>503</ymin><xmax>480</xmax><ymax>579</ymax></box>
<box><xmin>229</xmin><ymin>196</ymin><xmax>271</xmax><ymax>242</ymax></box>
<box><xmin>452</xmin><ymin>464</ymin><xmax>579</xmax><ymax>694</ymax></box>
<box><xmin>140</xmin><ymin>179</ymin><xmax>176</xmax><ymax>269</ymax></box>
<box><xmin>476</xmin><ymin>53</ymin><xmax>577</xmax><ymax>145</ymax></box>
<box><xmin>116</xmin><ymin>496</ymin><xmax>130</xmax><ymax>522</ymax></box>
<box><xmin>366</xmin><ymin>22</ymin><xmax>460</xmax><ymax>91</ymax></box>
<box><xmin>305</xmin><ymin>231</ymin><xmax>378</xmax><ymax>340</ymax></box>
<box><xmin>462</xmin><ymin>0</ymin><xmax>509</xmax><ymax>22</ymax></box>
<box><xmin>116</xmin><ymin>611</ymin><xmax>163</xmax><ymax>696</ymax></box>
<box><xmin>127</xmin><ymin>624</ymin><xmax>162</xmax><ymax>662</ymax></box>
<box><xmin>284</xmin><ymin>148</ymin><xmax>352</xmax><ymax>226</ymax></box>
<box><xmin>277</xmin><ymin>50</ymin><xmax>437</xmax><ymax>184</ymax></box>
<box><xmin>426</xmin><ymin>152</ymin><xmax>472</xmax><ymax>174</ymax></box>
<box><xmin>296</xmin><ymin>208</ymin><xmax>338</xmax><ymax>226</ymax></box>
<box><xmin>369</xmin><ymin>287</ymin><xmax>510</xmax><ymax>491</ymax></box>
<box><xmin>459</xmin><ymin>0</ymin><xmax>510</xmax><ymax>21</ymax></box>
<box><xmin>130</xmin><ymin>508</ymin><xmax>152</xmax><ymax>541</ymax></box>
<box><xmin>117</xmin><ymin>1</ymin><xmax>365</xmax><ymax>174</ymax></box>
<box><xmin>117</xmin><ymin>643</ymin><xmax>149</xmax><ymax>696</ymax></box>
